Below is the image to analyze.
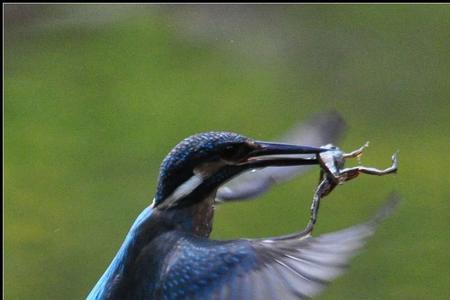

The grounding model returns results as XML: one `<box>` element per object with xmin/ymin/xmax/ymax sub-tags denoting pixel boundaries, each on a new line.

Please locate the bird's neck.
<box><xmin>160</xmin><ymin>191</ymin><xmax>217</xmax><ymax>238</ymax></box>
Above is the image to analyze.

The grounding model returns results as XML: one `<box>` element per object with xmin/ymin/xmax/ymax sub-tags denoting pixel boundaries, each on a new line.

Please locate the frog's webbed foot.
<box><xmin>339</xmin><ymin>151</ymin><xmax>398</xmax><ymax>183</ymax></box>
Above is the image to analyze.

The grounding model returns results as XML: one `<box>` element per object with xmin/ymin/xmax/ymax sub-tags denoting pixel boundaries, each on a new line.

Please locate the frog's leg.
<box><xmin>303</xmin><ymin>177</ymin><xmax>338</xmax><ymax>235</ymax></box>
<box><xmin>343</xmin><ymin>141</ymin><xmax>370</xmax><ymax>158</ymax></box>
<box><xmin>339</xmin><ymin>152</ymin><xmax>398</xmax><ymax>182</ymax></box>
<box><xmin>318</xmin><ymin>169</ymin><xmax>325</xmax><ymax>185</ymax></box>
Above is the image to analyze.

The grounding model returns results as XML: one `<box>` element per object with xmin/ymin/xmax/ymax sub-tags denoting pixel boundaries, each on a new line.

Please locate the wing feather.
<box><xmin>158</xmin><ymin>196</ymin><xmax>398</xmax><ymax>299</ymax></box>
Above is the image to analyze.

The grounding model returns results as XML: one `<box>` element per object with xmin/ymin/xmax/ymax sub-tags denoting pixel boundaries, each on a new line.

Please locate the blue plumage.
<box><xmin>87</xmin><ymin>113</ymin><xmax>394</xmax><ymax>300</ymax></box>
<box><xmin>88</xmin><ymin>206</ymin><xmax>154</xmax><ymax>299</ymax></box>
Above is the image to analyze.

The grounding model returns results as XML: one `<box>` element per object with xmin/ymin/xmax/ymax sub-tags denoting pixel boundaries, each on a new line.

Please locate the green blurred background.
<box><xmin>5</xmin><ymin>4</ymin><xmax>450</xmax><ymax>300</ymax></box>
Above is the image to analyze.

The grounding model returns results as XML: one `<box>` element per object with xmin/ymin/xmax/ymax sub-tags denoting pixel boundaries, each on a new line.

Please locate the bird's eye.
<box><xmin>220</xmin><ymin>144</ymin><xmax>249</xmax><ymax>162</ymax></box>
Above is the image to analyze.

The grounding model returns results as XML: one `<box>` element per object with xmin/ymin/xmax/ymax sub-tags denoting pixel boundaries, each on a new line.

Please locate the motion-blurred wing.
<box><xmin>216</xmin><ymin>111</ymin><xmax>346</xmax><ymax>202</ymax></box>
<box><xmin>157</xmin><ymin>196</ymin><xmax>398</xmax><ymax>300</ymax></box>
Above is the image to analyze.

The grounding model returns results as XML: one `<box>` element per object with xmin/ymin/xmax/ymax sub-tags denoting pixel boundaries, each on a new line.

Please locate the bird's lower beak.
<box><xmin>242</xmin><ymin>141</ymin><xmax>328</xmax><ymax>168</ymax></box>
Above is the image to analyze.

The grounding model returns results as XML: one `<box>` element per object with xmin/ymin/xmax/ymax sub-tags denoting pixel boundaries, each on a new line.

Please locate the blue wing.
<box><xmin>216</xmin><ymin>111</ymin><xmax>346</xmax><ymax>202</ymax></box>
<box><xmin>87</xmin><ymin>206</ymin><xmax>155</xmax><ymax>300</ymax></box>
<box><xmin>156</xmin><ymin>197</ymin><xmax>397</xmax><ymax>300</ymax></box>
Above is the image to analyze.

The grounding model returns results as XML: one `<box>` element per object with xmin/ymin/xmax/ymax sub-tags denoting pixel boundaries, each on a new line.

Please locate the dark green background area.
<box><xmin>5</xmin><ymin>5</ymin><xmax>450</xmax><ymax>300</ymax></box>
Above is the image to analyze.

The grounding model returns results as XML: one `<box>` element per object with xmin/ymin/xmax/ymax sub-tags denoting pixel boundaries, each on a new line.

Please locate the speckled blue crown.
<box><xmin>155</xmin><ymin>132</ymin><xmax>248</xmax><ymax>204</ymax></box>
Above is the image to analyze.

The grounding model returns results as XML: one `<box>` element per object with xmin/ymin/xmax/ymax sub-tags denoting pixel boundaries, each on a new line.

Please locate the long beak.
<box><xmin>242</xmin><ymin>141</ymin><xmax>329</xmax><ymax>168</ymax></box>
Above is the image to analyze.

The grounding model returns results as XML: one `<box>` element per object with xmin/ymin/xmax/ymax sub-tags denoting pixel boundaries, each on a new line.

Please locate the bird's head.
<box><xmin>154</xmin><ymin>131</ymin><xmax>327</xmax><ymax>209</ymax></box>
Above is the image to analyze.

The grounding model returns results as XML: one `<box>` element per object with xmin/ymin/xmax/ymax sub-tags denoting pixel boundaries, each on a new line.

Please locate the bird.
<box><xmin>87</xmin><ymin>112</ymin><xmax>396</xmax><ymax>300</ymax></box>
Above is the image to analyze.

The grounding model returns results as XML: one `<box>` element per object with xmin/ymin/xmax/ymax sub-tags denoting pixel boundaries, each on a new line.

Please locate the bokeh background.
<box><xmin>5</xmin><ymin>4</ymin><xmax>450</xmax><ymax>300</ymax></box>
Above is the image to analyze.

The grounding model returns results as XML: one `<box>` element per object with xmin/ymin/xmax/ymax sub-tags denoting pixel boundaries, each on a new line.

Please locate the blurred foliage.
<box><xmin>5</xmin><ymin>4</ymin><xmax>450</xmax><ymax>300</ymax></box>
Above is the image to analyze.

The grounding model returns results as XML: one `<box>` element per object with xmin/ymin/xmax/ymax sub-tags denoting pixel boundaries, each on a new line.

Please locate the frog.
<box><xmin>303</xmin><ymin>142</ymin><xmax>398</xmax><ymax>235</ymax></box>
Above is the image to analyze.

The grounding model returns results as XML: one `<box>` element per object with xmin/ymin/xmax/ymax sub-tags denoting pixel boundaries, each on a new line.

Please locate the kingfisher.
<box><xmin>87</xmin><ymin>112</ymin><xmax>396</xmax><ymax>300</ymax></box>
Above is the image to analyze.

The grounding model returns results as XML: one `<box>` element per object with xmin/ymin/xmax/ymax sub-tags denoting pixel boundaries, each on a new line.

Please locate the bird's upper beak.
<box><xmin>241</xmin><ymin>141</ymin><xmax>329</xmax><ymax>168</ymax></box>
